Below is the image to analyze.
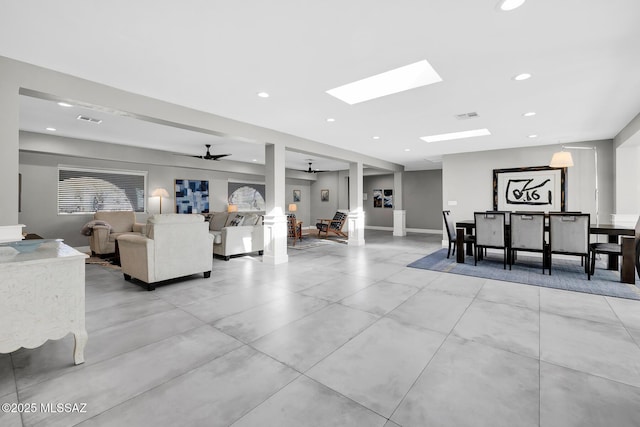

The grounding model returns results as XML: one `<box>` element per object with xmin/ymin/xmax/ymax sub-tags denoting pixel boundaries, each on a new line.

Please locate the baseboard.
<box><xmin>406</xmin><ymin>228</ymin><xmax>442</xmax><ymax>234</ymax></box>
<box><xmin>365</xmin><ymin>226</ymin><xmax>442</xmax><ymax>235</ymax></box>
<box><xmin>365</xmin><ymin>226</ymin><xmax>393</xmax><ymax>231</ymax></box>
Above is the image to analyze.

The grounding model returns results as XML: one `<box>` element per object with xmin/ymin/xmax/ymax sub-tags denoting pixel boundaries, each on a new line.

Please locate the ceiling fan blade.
<box><xmin>210</xmin><ymin>154</ymin><xmax>231</xmax><ymax>160</ymax></box>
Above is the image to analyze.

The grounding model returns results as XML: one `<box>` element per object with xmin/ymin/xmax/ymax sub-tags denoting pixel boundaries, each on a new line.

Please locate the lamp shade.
<box><xmin>151</xmin><ymin>188</ymin><xmax>170</xmax><ymax>198</ymax></box>
<box><xmin>288</xmin><ymin>203</ymin><xmax>297</xmax><ymax>212</ymax></box>
<box><xmin>549</xmin><ymin>151</ymin><xmax>574</xmax><ymax>168</ymax></box>
<box><xmin>227</xmin><ymin>204</ymin><xmax>238</xmax><ymax>213</ymax></box>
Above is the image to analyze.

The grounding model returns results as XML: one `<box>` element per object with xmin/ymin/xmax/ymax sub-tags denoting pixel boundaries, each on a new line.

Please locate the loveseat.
<box><xmin>117</xmin><ymin>214</ymin><xmax>213</xmax><ymax>290</ymax></box>
<box><xmin>88</xmin><ymin>211</ymin><xmax>146</xmax><ymax>255</ymax></box>
<box><xmin>207</xmin><ymin>211</ymin><xmax>264</xmax><ymax>260</ymax></box>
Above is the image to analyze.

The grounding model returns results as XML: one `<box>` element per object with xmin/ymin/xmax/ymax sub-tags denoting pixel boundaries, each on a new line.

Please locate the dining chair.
<box><xmin>474</xmin><ymin>211</ymin><xmax>508</xmax><ymax>269</ymax></box>
<box><xmin>442</xmin><ymin>210</ymin><xmax>474</xmax><ymax>259</ymax></box>
<box><xmin>487</xmin><ymin>210</ymin><xmax>511</xmax><ymax>225</ymax></box>
<box><xmin>510</xmin><ymin>213</ymin><xmax>547</xmax><ymax>273</ymax></box>
<box><xmin>548</xmin><ymin>213</ymin><xmax>590</xmax><ymax>279</ymax></box>
<box><xmin>589</xmin><ymin>216</ymin><xmax>640</xmax><ymax>278</ymax></box>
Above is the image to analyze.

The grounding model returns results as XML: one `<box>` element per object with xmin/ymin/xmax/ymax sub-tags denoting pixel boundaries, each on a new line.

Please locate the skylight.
<box><xmin>420</xmin><ymin>128</ymin><xmax>491</xmax><ymax>143</ymax></box>
<box><xmin>326</xmin><ymin>60</ymin><xmax>443</xmax><ymax>105</ymax></box>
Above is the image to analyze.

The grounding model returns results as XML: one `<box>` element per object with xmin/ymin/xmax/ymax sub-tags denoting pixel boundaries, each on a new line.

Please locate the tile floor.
<box><xmin>2</xmin><ymin>231</ymin><xmax>640</xmax><ymax>426</ymax></box>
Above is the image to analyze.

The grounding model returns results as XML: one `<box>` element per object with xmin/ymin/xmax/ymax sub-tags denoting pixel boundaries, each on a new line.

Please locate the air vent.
<box><xmin>76</xmin><ymin>115</ymin><xmax>103</xmax><ymax>124</ymax></box>
<box><xmin>454</xmin><ymin>112</ymin><xmax>479</xmax><ymax>120</ymax></box>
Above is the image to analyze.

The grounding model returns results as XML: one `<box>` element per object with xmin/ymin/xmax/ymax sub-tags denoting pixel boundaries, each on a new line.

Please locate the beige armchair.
<box><xmin>88</xmin><ymin>211</ymin><xmax>146</xmax><ymax>255</ymax></box>
<box><xmin>117</xmin><ymin>214</ymin><xmax>213</xmax><ymax>290</ymax></box>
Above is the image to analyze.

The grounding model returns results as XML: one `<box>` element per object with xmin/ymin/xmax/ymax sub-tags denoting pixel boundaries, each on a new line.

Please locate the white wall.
<box><xmin>364</xmin><ymin>174</ymin><xmax>395</xmax><ymax>227</ymax></box>
<box><xmin>19</xmin><ymin>137</ymin><xmax>311</xmax><ymax>246</ymax></box>
<box><xmin>0</xmin><ymin>56</ymin><xmax>403</xmax><ymax>227</ymax></box>
<box><xmin>442</xmin><ymin>140</ymin><xmax>614</xmax><ymax>232</ymax></box>
<box><xmin>285</xmin><ymin>179</ymin><xmax>312</xmax><ymax>226</ymax></box>
<box><xmin>310</xmin><ymin>172</ymin><xmax>342</xmax><ymax>222</ymax></box>
<box><xmin>614</xmin><ymin>146</ymin><xmax>640</xmax><ymax>215</ymax></box>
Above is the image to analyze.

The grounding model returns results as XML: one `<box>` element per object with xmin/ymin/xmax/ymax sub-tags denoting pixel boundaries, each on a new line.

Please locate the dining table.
<box><xmin>454</xmin><ymin>220</ymin><xmax>636</xmax><ymax>284</ymax></box>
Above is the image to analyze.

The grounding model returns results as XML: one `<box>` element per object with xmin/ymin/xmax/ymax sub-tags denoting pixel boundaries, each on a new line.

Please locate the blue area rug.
<box><xmin>408</xmin><ymin>248</ymin><xmax>640</xmax><ymax>300</ymax></box>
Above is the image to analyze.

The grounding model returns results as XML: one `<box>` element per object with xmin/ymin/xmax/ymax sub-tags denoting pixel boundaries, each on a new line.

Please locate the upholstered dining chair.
<box><xmin>474</xmin><ymin>211</ymin><xmax>508</xmax><ymax>269</ymax></box>
<box><xmin>510</xmin><ymin>213</ymin><xmax>547</xmax><ymax>273</ymax></box>
<box><xmin>548</xmin><ymin>213</ymin><xmax>591</xmax><ymax>279</ymax></box>
<box><xmin>287</xmin><ymin>214</ymin><xmax>303</xmax><ymax>246</ymax></box>
<box><xmin>590</xmin><ymin>216</ymin><xmax>640</xmax><ymax>278</ymax></box>
<box><xmin>442</xmin><ymin>210</ymin><xmax>474</xmax><ymax>259</ymax></box>
<box><xmin>488</xmin><ymin>210</ymin><xmax>511</xmax><ymax>225</ymax></box>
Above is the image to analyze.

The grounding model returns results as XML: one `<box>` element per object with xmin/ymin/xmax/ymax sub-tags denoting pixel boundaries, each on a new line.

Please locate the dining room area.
<box><xmin>411</xmin><ymin>139</ymin><xmax>640</xmax><ymax>302</ymax></box>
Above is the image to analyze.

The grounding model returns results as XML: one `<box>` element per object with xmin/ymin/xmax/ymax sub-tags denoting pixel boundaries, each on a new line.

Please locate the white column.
<box><xmin>262</xmin><ymin>143</ymin><xmax>288</xmax><ymax>264</ymax></box>
<box><xmin>393</xmin><ymin>171</ymin><xmax>406</xmax><ymax>236</ymax></box>
<box><xmin>348</xmin><ymin>161</ymin><xmax>365</xmax><ymax>246</ymax></box>
<box><xmin>0</xmin><ymin>76</ymin><xmax>19</xmax><ymax>226</ymax></box>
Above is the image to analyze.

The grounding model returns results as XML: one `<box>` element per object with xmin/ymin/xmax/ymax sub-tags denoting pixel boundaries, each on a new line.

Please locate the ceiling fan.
<box><xmin>193</xmin><ymin>144</ymin><xmax>231</xmax><ymax>161</ymax></box>
<box><xmin>299</xmin><ymin>161</ymin><xmax>329</xmax><ymax>173</ymax></box>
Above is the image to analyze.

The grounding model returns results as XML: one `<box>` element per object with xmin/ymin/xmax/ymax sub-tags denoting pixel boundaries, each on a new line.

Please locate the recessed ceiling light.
<box><xmin>420</xmin><ymin>128</ymin><xmax>491</xmax><ymax>143</ymax></box>
<box><xmin>326</xmin><ymin>118</ymin><xmax>335</xmax><ymax>122</ymax></box>
<box><xmin>46</xmin><ymin>127</ymin><xmax>56</xmax><ymax>131</ymax></box>
<box><xmin>372</xmin><ymin>136</ymin><xmax>380</xmax><ymax>140</ymax></box>
<box><xmin>513</xmin><ymin>73</ymin><xmax>531</xmax><ymax>81</ymax></box>
<box><xmin>523</xmin><ymin>112</ymin><xmax>536</xmax><ymax>117</ymax></box>
<box><xmin>57</xmin><ymin>102</ymin><xmax>72</xmax><ymax>107</ymax></box>
<box><xmin>497</xmin><ymin>0</ymin><xmax>526</xmax><ymax>11</ymax></box>
<box><xmin>257</xmin><ymin>92</ymin><xmax>270</xmax><ymax>98</ymax></box>
<box><xmin>252</xmin><ymin>159</ymin><xmax>257</xmax><ymax>162</ymax></box>
<box><xmin>404</xmin><ymin>148</ymin><xmax>411</xmax><ymax>152</ymax></box>
<box><xmin>528</xmin><ymin>134</ymin><xmax>538</xmax><ymax>138</ymax></box>
<box><xmin>326</xmin><ymin>59</ymin><xmax>443</xmax><ymax>105</ymax></box>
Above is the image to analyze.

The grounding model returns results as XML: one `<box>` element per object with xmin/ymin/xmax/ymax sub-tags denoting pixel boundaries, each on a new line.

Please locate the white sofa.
<box><xmin>207</xmin><ymin>211</ymin><xmax>264</xmax><ymax>260</ymax></box>
<box><xmin>117</xmin><ymin>214</ymin><xmax>213</xmax><ymax>290</ymax></box>
<box><xmin>88</xmin><ymin>211</ymin><xmax>146</xmax><ymax>255</ymax></box>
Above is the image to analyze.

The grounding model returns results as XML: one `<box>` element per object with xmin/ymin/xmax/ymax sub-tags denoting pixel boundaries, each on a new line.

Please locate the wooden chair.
<box><xmin>442</xmin><ymin>210</ymin><xmax>474</xmax><ymax>259</ymax></box>
<box><xmin>590</xmin><ymin>216</ymin><xmax>640</xmax><ymax>278</ymax></box>
<box><xmin>287</xmin><ymin>214</ymin><xmax>303</xmax><ymax>246</ymax></box>
<box><xmin>316</xmin><ymin>212</ymin><xmax>347</xmax><ymax>238</ymax></box>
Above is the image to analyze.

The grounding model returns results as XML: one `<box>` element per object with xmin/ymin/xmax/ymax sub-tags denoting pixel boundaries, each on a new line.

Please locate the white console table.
<box><xmin>0</xmin><ymin>240</ymin><xmax>88</xmax><ymax>364</ymax></box>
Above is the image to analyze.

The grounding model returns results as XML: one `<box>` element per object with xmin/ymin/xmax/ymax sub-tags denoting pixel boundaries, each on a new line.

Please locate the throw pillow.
<box><xmin>243</xmin><ymin>213</ymin><xmax>258</xmax><ymax>226</ymax></box>
<box><xmin>229</xmin><ymin>214</ymin><xmax>244</xmax><ymax>226</ymax></box>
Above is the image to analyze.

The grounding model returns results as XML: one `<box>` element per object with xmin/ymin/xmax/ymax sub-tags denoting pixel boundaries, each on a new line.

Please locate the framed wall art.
<box><xmin>493</xmin><ymin>166</ymin><xmax>566</xmax><ymax>212</ymax></box>
<box><xmin>228</xmin><ymin>181</ymin><xmax>266</xmax><ymax>211</ymax></box>
<box><xmin>373</xmin><ymin>189</ymin><xmax>382</xmax><ymax>208</ymax></box>
<box><xmin>175</xmin><ymin>179</ymin><xmax>209</xmax><ymax>214</ymax></box>
<box><xmin>384</xmin><ymin>189</ymin><xmax>393</xmax><ymax>208</ymax></box>
<box><xmin>293</xmin><ymin>189</ymin><xmax>301</xmax><ymax>202</ymax></box>
<box><xmin>320</xmin><ymin>189</ymin><xmax>329</xmax><ymax>202</ymax></box>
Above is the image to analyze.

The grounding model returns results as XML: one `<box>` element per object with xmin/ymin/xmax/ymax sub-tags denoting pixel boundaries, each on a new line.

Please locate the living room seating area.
<box><xmin>117</xmin><ymin>213</ymin><xmax>213</xmax><ymax>290</ymax></box>
<box><xmin>207</xmin><ymin>211</ymin><xmax>264</xmax><ymax>260</ymax></box>
<box><xmin>87</xmin><ymin>211</ymin><xmax>146</xmax><ymax>256</ymax></box>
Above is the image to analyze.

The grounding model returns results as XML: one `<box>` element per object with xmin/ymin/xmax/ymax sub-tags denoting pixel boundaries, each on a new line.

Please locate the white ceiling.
<box><xmin>3</xmin><ymin>0</ymin><xmax>640</xmax><ymax>171</ymax></box>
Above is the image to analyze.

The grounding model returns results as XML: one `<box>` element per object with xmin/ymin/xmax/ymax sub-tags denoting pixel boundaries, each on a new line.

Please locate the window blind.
<box><xmin>58</xmin><ymin>167</ymin><xmax>146</xmax><ymax>214</ymax></box>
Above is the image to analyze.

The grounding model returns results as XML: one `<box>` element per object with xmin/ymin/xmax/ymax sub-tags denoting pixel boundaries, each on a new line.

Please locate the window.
<box><xmin>58</xmin><ymin>166</ymin><xmax>147</xmax><ymax>214</ymax></box>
